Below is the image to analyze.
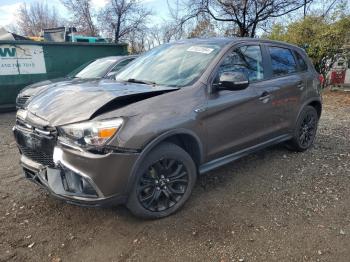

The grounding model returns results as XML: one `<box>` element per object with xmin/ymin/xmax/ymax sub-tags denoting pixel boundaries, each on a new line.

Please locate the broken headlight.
<box><xmin>58</xmin><ymin>118</ymin><xmax>123</xmax><ymax>147</ymax></box>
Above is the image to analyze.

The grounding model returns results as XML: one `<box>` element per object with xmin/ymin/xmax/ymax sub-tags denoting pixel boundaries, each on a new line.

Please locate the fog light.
<box><xmin>61</xmin><ymin>167</ymin><xmax>97</xmax><ymax>197</ymax></box>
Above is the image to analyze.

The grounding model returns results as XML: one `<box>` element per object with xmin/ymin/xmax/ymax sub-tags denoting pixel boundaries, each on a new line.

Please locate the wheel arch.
<box><xmin>295</xmin><ymin>97</ymin><xmax>322</xmax><ymax>125</ymax></box>
<box><xmin>125</xmin><ymin>129</ymin><xmax>204</xmax><ymax>194</ymax></box>
<box><xmin>308</xmin><ymin>100</ymin><xmax>322</xmax><ymax>119</ymax></box>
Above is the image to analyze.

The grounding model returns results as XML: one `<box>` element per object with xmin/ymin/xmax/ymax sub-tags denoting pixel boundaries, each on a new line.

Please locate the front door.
<box><xmin>203</xmin><ymin>44</ymin><xmax>274</xmax><ymax>161</ymax></box>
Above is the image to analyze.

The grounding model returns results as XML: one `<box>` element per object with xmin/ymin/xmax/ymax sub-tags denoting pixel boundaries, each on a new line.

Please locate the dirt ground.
<box><xmin>0</xmin><ymin>91</ymin><xmax>349</xmax><ymax>262</ymax></box>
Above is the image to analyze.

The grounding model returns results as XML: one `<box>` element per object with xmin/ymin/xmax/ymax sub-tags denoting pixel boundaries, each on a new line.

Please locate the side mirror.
<box><xmin>218</xmin><ymin>72</ymin><xmax>249</xmax><ymax>91</ymax></box>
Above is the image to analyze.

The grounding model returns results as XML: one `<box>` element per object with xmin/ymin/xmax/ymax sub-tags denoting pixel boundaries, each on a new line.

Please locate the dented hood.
<box><xmin>21</xmin><ymin>77</ymin><xmax>99</xmax><ymax>97</ymax></box>
<box><xmin>27</xmin><ymin>79</ymin><xmax>179</xmax><ymax>126</ymax></box>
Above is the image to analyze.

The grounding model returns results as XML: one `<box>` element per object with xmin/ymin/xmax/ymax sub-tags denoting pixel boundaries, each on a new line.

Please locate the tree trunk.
<box><xmin>239</xmin><ymin>26</ymin><xmax>249</xmax><ymax>37</ymax></box>
<box><xmin>114</xmin><ymin>15</ymin><xmax>121</xmax><ymax>43</ymax></box>
<box><xmin>250</xmin><ymin>22</ymin><xmax>258</xmax><ymax>37</ymax></box>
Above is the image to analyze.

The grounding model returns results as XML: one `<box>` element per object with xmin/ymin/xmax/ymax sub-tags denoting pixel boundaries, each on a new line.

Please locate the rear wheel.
<box><xmin>127</xmin><ymin>142</ymin><xmax>197</xmax><ymax>219</ymax></box>
<box><xmin>287</xmin><ymin>106</ymin><xmax>318</xmax><ymax>152</ymax></box>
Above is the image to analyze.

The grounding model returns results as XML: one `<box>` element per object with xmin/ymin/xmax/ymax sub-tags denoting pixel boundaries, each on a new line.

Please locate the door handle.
<box><xmin>194</xmin><ymin>107</ymin><xmax>207</xmax><ymax>113</ymax></box>
<box><xmin>259</xmin><ymin>91</ymin><xmax>271</xmax><ymax>103</ymax></box>
<box><xmin>297</xmin><ymin>81</ymin><xmax>304</xmax><ymax>90</ymax></box>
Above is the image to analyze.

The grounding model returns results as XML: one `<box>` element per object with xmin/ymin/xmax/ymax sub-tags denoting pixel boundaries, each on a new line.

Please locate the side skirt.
<box><xmin>199</xmin><ymin>134</ymin><xmax>292</xmax><ymax>174</ymax></box>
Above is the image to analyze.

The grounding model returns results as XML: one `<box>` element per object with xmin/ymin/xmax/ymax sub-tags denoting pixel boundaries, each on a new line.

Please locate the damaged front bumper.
<box><xmin>20</xmin><ymin>154</ymin><xmax>107</xmax><ymax>205</ymax></box>
<box><xmin>14</xmin><ymin>125</ymin><xmax>139</xmax><ymax>206</ymax></box>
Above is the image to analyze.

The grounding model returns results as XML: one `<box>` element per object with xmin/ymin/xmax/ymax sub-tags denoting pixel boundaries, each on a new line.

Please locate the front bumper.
<box><xmin>14</xmin><ymin>125</ymin><xmax>139</xmax><ymax>206</ymax></box>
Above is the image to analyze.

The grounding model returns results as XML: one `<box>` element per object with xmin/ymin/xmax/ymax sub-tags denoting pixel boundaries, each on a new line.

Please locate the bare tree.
<box><xmin>321</xmin><ymin>0</ymin><xmax>341</xmax><ymax>17</ymax></box>
<box><xmin>98</xmin><ymin>0</ymin><xmax>152</xmax><ymax>43</ymax></box>
<box><xmin>128</xmin><ymin>30</ymin><xmax>150</xmax><ymax>53</ymax></box>
<box><xmin>148</xmin><ymin>27</ymin><xmax>164</xmax><ymax>46</ymax></box>
<box><xmin>61</xmin><ymin>0</ymin><xmax>98</xmax><ymax>36</ymax></box>
<box><xmin>303</xmin><ymin>0</ymin><xmax>308</xmax><ymax>17</ymax></box>
<box><xmin>301</xmin><ymin>0</ymin><xmax>343</xmax><ymax>18</ymax></box>
<box><xmin>181</xmin><ymin>0</ymin><xmax>315</xmax><ymax>37</ymax></box>
<box><xmin>188</xmin><ymin>18</ymin><xmax>217</xmax><ymax>38</ymax></box>
<box><xmin>16</xmin><ymin>2</ymin><xmax>64</xmax><ymax>36</ymax></box>
<box><xmin>166</xmin><ymin>0</ymin><xmax>194</xmax><ymax>40</ymax></box>
<box><xmin>149</xmin><ymin>21</ymin><xmax>186</xmax><ymax>47</ymax></box>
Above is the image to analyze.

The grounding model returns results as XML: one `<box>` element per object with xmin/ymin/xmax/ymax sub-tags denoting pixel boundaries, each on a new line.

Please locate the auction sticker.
<box><xmin>187</xmin><ymin>46</ymin><xmax>214</xmax><ymax>54</ymax></box>
<box><xmin>0</xmin><ymin>44</ymin><xmax>46</xmax><ymax>75</ymax></box>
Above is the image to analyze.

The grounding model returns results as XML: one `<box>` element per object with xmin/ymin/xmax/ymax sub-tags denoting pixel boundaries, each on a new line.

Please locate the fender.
<box><xmin>124</xmin><ymin>128</ymin><xmax>204</xmax><ymax>194</ymax></box>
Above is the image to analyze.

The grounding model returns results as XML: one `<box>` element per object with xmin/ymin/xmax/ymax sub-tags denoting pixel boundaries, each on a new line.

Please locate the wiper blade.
<box><xmin>127</xmin><ymin>78</ymin><xmax>156</xmax><ymax>85</ymax></box>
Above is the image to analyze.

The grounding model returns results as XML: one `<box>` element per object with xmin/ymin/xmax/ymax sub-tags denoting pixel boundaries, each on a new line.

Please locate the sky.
<box><xmin>0</xmin><ymin>0</ymin><xmax>170</xmax><ymax>31</ymax></box>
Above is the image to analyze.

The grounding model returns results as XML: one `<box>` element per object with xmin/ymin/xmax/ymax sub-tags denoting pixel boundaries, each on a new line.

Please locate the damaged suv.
<box><xmin>13</xmin><ymin>38</ymin><xmax>322</xmax><ymax>218</ymax></box>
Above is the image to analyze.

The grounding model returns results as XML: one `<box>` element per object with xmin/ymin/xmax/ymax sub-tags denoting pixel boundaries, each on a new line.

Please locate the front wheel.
<box><xmin>127</xmin><ymin>142</ymin><xmax>197</xmax><ymax>219</ymax></box>
<box><xmin>287</xmin><ymin>106</ymin><xmax>319</xmax><ymax>152</ymax></box>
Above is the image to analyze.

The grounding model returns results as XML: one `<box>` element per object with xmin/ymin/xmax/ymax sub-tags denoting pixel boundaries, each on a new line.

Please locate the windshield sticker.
<box><xmin>187</xmin><ymin>46</ymin><xmax>214</xmax><ymax>54</ymax></box>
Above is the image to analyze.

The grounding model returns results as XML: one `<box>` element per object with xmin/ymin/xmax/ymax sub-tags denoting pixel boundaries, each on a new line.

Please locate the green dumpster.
<box><xmin>0</xmin><ymin>40</ymin><xmax>128</xmax><ymax>110</ymax></box>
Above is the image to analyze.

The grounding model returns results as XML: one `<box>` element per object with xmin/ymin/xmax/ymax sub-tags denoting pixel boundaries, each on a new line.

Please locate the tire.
<box><xmin>127</xmin><ymin>142</ymin><xmax>197</xmax><ymax>219</ymax></box>
<box><xmin>287</xmin><ymin>106</ymin><xmax>319</xmax><ymax>152</ymax></box>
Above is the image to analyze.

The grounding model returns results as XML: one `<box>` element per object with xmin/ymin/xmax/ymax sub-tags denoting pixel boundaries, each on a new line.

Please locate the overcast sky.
<box><xmin>0</xmin><ymin>0</ymin><xmax>169</xmax><ymax>30</ymax></box>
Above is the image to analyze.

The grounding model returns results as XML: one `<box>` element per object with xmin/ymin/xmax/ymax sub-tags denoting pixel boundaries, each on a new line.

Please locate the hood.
<box><xmin>21</xmin><ymin>78</ymin><xmax>98</xmax><ymax>97</ymax></box>
<box><xmin>27</xmin><ymin>79</ymin><xmax>179</xmax><ymax>126</ymax></box>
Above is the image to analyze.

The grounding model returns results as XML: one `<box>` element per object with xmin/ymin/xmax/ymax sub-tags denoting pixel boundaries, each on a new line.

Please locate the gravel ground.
<box><xmin>0</xmin><ymin>91</ymin><xmax>349</xmax><ymax>262</ymax></box>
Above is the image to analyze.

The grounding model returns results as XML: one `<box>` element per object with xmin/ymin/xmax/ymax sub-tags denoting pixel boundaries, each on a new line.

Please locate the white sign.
<box><xmin>0</xmin><ymin>44</ymin><xmax>46</xmax><ymax>75</ymax></box>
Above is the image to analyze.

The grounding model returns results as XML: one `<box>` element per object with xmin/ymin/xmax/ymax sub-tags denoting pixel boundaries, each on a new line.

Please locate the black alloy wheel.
<box><xmin>298</xmin><ymin>112</ymin><xmax>317</xmax><ymax>148</ymax></box>
<box><xmin>287</xmin><ymin>105</ymin><xmax>319</xmax><ymax>152</ymax></box>
<box><xmin>137</xmin><ymin>158</ymin><xmax>189</xmax><ymax>212</ymax></box>
<box><xmin>127</xmin><ymin>142</ymin><xmax>197</xmax><ymax>219</ymax></box>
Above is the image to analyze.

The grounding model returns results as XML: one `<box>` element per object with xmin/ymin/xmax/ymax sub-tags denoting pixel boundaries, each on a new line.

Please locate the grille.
<box><xmin>16</xmin><ymin>95</ymin><xmax>31</xmax><ymax>108</ymax></box>
<box><xmin>19</xmin><ymin>144</ymin><xmax>55</xmax><ymax>167</ymax></box>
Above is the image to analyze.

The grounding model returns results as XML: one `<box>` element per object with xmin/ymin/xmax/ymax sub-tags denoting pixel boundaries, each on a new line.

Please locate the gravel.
<box><xmin>0</xmin><ymin>90</ymin><xmax>349</xmax><ymax>262</ymax></box>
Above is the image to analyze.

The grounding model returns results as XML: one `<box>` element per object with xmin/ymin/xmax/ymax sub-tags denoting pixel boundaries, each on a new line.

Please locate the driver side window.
<box><xmin>216</xmin><ymin>45</ymin><xmax>264</xmax><ymax>83</ymax></box>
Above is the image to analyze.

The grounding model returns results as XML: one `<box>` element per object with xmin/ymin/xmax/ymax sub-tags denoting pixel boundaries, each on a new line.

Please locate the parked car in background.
<box><xmin>16</xmin><ymin>55</ymin><xmax>137</xmax><ymax>109</ymax></box>
<box><xmin>13</xmin><ymin>38</ymin><xmax>322</xmax><ymax>219</ymax></box>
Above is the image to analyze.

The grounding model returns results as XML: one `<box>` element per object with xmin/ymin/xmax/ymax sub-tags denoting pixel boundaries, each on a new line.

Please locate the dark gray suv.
<box><xmin>13</xmin><ymin>38</ymin><xmax>322</xmax><ymax>218</ymax></box>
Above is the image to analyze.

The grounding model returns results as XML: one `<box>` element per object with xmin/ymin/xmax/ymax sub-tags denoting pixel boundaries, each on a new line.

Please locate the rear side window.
<box><xmin>294</xmin><ymin>51</ymin><xmax>308</xmax><ymax>71</ymax></box>
<box><xmin>269</xmin><ymin>47</ymin><xmax>297</xmax><ymax>76</ymax></box>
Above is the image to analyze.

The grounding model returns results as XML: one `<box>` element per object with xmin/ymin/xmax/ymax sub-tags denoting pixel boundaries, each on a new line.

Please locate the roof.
<box><xmin>171</xmin><ymin>37</ymin><xmax>303</xmax><ymax>51</ymax></box>
<box><xmin>95</xmin><ymin>55</ymin><xmax>138</xmax><ymax>61</ymax></box>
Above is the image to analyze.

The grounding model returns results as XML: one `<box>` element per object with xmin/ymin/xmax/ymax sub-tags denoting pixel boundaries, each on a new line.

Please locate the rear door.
<box><xmin>293</xmin><ymin>49</ymin><xmax>315</xmax><ymax>98</ymax></box>
<box><xmin>258</xmin><ymin>44</ymin><xmax>304</xmax><ymax>134</ymax></box>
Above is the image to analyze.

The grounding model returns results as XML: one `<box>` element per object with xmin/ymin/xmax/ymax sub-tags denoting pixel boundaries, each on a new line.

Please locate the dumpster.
<box><xmin>0</xmin><ymin>40</ymin><xmax>128</xmax><ymax>110</ymax></box>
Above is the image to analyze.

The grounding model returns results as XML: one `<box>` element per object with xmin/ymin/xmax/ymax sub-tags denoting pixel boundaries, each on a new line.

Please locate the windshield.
<box><xmin>67</xmin><ymin>61</ymin><xmax>92</xmax><ymax>78</ymax></box>
<box><xmin>116</xmin><ymin>43</ymin><xmax>221</xmax><ymax>87</ymax></box>
<box><xmin>74</xmin><ymin>57</ymin><xmax>117</xmax><ymax>79</ymax></box>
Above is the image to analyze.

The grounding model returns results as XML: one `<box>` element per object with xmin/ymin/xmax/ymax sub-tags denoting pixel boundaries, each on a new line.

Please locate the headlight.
<box><xmin>16</xmin><ymin>109</ymin><xmax>28</xmax><ymax>121</ymax></box>
<box><xmin>58</xmin><ymin>118</ymin><xmax>123</xmax><ymax>147</ymax></box>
